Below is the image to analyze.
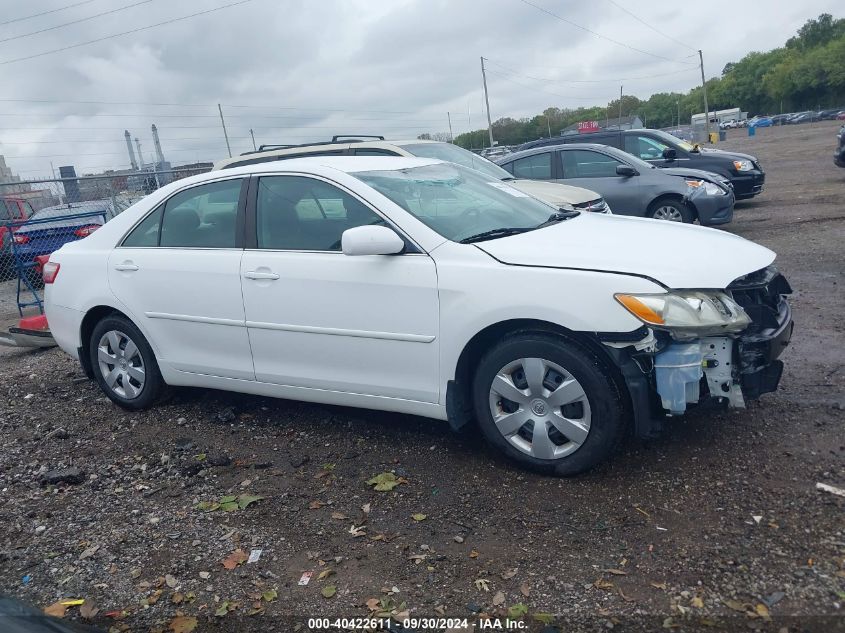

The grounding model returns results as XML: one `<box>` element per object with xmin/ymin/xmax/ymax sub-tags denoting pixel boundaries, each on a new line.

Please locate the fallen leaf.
<box><xmin>617</xmin><ymin>586</ymin><xmax>635</xmax><ymax>603</ymax></box>
<box><xmin>492</xmin><ymin>591</ymin><xmax>505</xmax><ymax>605</ymax></box>
<box><xmin>44</xmin><ymin>601</ymin><xmax>68</xmax><ymax>618</ymax></box>
<box><xmin>169</xmin><ymin>615</ymin><xmax>198</xmax><ymax>633</ymax></box>
<box><xmin>366</xmin><ymin>598</ymin><xmax>381</xmax><ymax>611</ymax></box>
<box><xmin>261</xmin><ymin>589</ymin><xmax>277</xmax><ymax>602</ymax></box>
<box><xmin>650</xmin><ymin>581</ymin><xmax>667</xmax><ymax>591</ymax></box>
<box><xmin>237</xmin><ymin>493</ymin><xmax>264</xmax><ymax>509</ymax></box>
<box><xmin>533</xmin><ymin>613</ymin><xmax>554</xmax><ymax>624</ymax></box>
<box><xmin>361</xmin><ymin>503</ymin><xmax>371</xmax><ymax>514</ymax></box>
<box><xmin>349</xmin><ymin>525</ymin><xmax>367</xmax><ymax>537</ymax></box>
<box><xmin>317</xmin><ymin>569</ymin><xmax>335</xmax><ymax>581</ymax></box>
<box><xmin>79</xmin><ymin>545</ymin><xmax>99</xmax><ymax>560</ymax></box>
<box><xmin>411</xmin><ymin>513</ymin><xmax>427</xmax><ymax>522</ymax></box>
<box><xmin>603</xmin><ymin>568</ymin><xmax>628</xmax><ymax>576</ymax></box>
<box><xmin>331</xmin><ymin>512</ymin><xmax>348</xmax><ymax>520</ymax></box>
<box><xmin>222</xmin><ymin>549</ymin><xmax>249</xmax><ymax>570</ymax></box>
<box><xmin>691</xmin><ymin>596</ymin><xmax>704</xmax><ymax>608</ymax></box>
<box><xmin>79</xmin><ymin>600</ymin><xmax>99</xmax><ymax>619</ymax></box>
<box><xmin>594</xmin><ymin>578</ymin><xmax>615</xmax><ymax>590</ymax></box>
<box><xmin>321</xmin><ymin>585</ymin><xmax>337</xmax><ymax>598</ymax></box>
<box><xmin>171</xmin><ymin>593</ymin><xmax>184</xmax><ymax>604</ymax></box>
<box><xmin>196</xmin><ymin>501</ymin><xmax>220</xmax><ymax>512</ymax></box>
<box><xmin>469</xmin><ymin>550</ymin><xmax>479</xmax><ymax>559</ymax></box>
<box><xmin>165</xmin><ymin>574</ymin><xmax>177</xmax><ymax>588</ymax></box>
<box><xmin>501</xmin><ymin>568</ymin><xmax>517</xmax><ymax>579</ymax></box>
<box><xmin>755</xmin><ymin>603</ymin><xmax>771</xmax><ymax>618</ymax></box>
<box><xmin>519</xmin><ymin>582</ymin><xmax>530</xmax><ymax>597</ymax></box>
<box><xmin>508</xmin><ymin>603</ymin><xmax>529</xmax><ymax>618</ymax></box>
<box><xmin>722</xmin><ymin>599</ymin><xmax>749</xmax><ymax>613</ymax></box>
<box><xmin>215</xmin><ymin>601</ymin><xmax>230</xmax><ymax>617</ymax></box>
<box><xmin>220</xmin><ymin>501</ymin><xmax>239</xmax><ymax>512</ymax></box>
<box><xmin>475</xmin><ymin>578</ymin><xmax>490</xmax><ymax>591</ymax></box>
<box><xmin>309</xmin><ymin>500</ymin><xmax>325</xmax><ymax>510</ymax></box>
<box><xmin>367</xmin><ymin>472</ymin><xmax>402</xmax><ymax>491</ymax></box>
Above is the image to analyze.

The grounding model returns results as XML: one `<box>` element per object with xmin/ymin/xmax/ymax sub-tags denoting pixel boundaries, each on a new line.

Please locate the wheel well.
<box><xmin>451</xmin><ymin>319</ymin><xmax>632</xmax><ymax>427</ymax></box>
<box><xmin>648</xmin><ymin>194</ymin><xmax>696</xmax><ymax>220</ymax></box>
<box><xmin>80</xmin><ymin>306</ymin><xmax>127</xmax><ymax>352</ymax></box>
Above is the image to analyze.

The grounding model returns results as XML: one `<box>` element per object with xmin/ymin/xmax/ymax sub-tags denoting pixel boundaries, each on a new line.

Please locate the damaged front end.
<box><xmin>603</xmin><ymin>266</ymin><xmax>793</xmax><ymax>438</ymax></box>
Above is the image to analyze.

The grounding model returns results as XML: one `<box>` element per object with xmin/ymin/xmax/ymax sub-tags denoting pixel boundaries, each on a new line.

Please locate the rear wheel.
<box><xmin>88</xmin><ymin>315</ymin><xmax>165</xmax><ymax>409</ymax></box>
<box><xmin>472</xmin><ymin>332</ymin><xmax>626</xmax><ymax>475</ymax></box>
<box><xmin>649</xmin><ymin>197</ymin><xmax>694</xmax><ymax>223</ymax></box>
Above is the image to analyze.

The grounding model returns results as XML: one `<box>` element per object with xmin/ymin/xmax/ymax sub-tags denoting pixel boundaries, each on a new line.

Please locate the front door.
<box><xmin>240</xmin><ymin>174</ymin><xmax>440</xmax><ymax>403</ymax></box>
<box><xmin>556</xmin><ymin>149</ymin><xmax>643</xmax><ymax>216</ymax></box>
<box><xmin>108</xmin><ymin>177</ymin><xmax>254</xmax><ymax>380</ymax></box>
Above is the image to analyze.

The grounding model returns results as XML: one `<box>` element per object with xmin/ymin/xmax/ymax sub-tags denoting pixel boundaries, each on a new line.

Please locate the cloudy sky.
<box><xmin>0</xmin><ymin>0</ymin><xmax>839</xmax><ymax>177</ymax></box>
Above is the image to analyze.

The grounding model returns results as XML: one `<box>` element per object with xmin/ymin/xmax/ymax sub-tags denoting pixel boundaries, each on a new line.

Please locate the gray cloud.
<box><xmin>0</xmin><ymin>0</ymin><xmax>839</xmax><ymax>177</ymax></box>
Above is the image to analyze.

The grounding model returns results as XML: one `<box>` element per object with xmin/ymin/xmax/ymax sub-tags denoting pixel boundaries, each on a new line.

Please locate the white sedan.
<box><xmin>44</xmin><ymin>157</ymin><xmax>793</xmax><ymax>474</ymax></box>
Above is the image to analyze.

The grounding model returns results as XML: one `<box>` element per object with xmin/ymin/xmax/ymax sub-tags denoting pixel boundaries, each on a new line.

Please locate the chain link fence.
<box><xmin>1</xmin><ymin>167</ymin><xmax>211</xmax><ymax>322</ymax></box>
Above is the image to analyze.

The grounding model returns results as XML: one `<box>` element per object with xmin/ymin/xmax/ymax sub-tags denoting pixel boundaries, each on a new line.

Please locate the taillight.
<box><xmin>42</xmin><ymin>261</ymin><xmax>60</xmax><ymax>284</ymax></box>
<box><xmin>74</xmin><ymin>225</ymin><xmax>100</xmax><ymax>238</ymax></box>
<box><xmin>13</xmin><ymin>234</ymin><xmax>30</xmax><ymax>244</ymax></box>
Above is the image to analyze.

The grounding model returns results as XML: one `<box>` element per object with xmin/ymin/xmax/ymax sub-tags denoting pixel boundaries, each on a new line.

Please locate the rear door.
<box><xmin>108</xmin><ymin>177</ymin><xmax>254</xmax><ymax>380</ymax></box>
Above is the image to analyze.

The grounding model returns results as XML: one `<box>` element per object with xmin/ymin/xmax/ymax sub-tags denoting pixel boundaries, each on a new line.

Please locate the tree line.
<box><xmin>446</xmin><ymin>14</ymin><xmax>845</xmax><ymax>149</ymax></box>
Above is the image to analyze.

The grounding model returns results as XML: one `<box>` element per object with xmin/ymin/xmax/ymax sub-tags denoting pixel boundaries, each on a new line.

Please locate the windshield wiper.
<box><xmin>536</xmin><ymin>210</ymin><xmax>580</xmax><ymax>228</ymax></box>
<box><xmin>459</xmin><ymin>227</ymin><xmax>533</xmax><ymax>244</ymax></box>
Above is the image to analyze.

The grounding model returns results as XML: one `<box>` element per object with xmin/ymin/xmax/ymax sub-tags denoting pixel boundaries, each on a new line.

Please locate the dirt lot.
<box><xmin>1</xmin><ymin>121</ymin><xmax>843</xmax><ymax>633</ymax></box>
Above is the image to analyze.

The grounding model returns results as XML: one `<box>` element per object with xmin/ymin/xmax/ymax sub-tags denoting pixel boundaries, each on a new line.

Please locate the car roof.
<box><xmin>213</xmin><ymin>138</ymin><xmax>444</xmax><ymax>170</ymax></box>
<box><xmin>209</xmin><ymin>155</ymin><xmax>443</xmax><ymax>179</ymax></box>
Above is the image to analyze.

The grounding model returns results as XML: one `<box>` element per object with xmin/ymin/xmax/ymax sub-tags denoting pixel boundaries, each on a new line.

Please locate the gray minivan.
<box><xmin>496</xmin><ymin>143</ymin><xmax>735</xmax><ymax>225</ymax></box>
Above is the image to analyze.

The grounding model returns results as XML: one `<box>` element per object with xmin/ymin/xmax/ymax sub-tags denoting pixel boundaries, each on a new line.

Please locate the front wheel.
<box><xmin>472</xmin><ymin>332</ymin><xmax>626</xmax><ymax>475</ymax></box>
<box><xmin>649</xmin><ymin>197</ymin><xmax>694</xmax><ymax>223</ymax></box>
<box><xmin>88</xmin><ymin>315</ymin><xmax>165</xmax><ymax>409</ymax></box>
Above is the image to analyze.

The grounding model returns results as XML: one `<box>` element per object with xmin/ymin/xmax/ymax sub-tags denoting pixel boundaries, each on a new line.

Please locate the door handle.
<box><xmin>114</xmin><ymin>262</ymin><xmax>139</xmax><ymax>271</ymax></box>
<box><xmin>244</xmin><ymin>270</ymin><xmax>280</xmax><ymax>280</ymax></box>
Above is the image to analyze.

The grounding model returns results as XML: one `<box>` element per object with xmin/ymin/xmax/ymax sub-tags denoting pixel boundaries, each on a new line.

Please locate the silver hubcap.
<box><xmin>652</xmin><ymin>205</ymin><xmax>683</xmax><ymax>221</ymax></box>
<box><xmin>488</xmin><ymin>357</ymin><xmax>591</xmax><ymax>460</ymax></box>
<box><xmin>97</xmin><ymin>330</ymin><xmax>145</xmax><ymax>399</ymax></box>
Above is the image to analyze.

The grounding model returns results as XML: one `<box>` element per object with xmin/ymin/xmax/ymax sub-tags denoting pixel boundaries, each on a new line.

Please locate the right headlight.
<box><xmin>733</xmin><ymin>160</ymin><xmax>753</xmax><ymax>172</ymax></box>
<box><xmin>614</xmin><ymin>290</ymin><xmax>751</xmax><ymax>340</ymax></box>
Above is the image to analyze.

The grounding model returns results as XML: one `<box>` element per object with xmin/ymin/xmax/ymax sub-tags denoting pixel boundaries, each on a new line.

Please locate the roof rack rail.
<box><xmin>331</xmin><ymin>135</ymin><xmax>385</xmax><ymax>142</ymax></box>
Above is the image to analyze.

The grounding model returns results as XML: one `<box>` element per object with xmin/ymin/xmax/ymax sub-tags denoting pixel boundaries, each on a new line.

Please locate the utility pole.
<box><xmin>698</xmin><ymin>49</ymin><xmax>711</xmax><ymax>141</ymax></box>
<box><xmin>480</xmin><ymin>57</ymin><xmax>494</xmax><ymax>148</ymax></box>
<box><xmin>618</xmin><ymin>85</ymin><xmax>623</xmax><ymax>123</ymax></box>
<box><xmin>547</xmin><ymin>116</ymin><xmax>552</xmax><ymax>138</ymax></box>
<box><xmin>249</xmin><ymin>128</ymin><xmax>257</xmax><ymax>151</ymax></box>
<box><xmin>447</xmin><ymin>112</ymin><xmax>454</xmax><ymax>142</ymax></box>
<box><xmin>677</xmin><ymin>100</ymin><xmax>681</xmax><ymax>127</ymax></box>
<box><xmin>218</xmin><ymin>103</ymin><xmax>232</xmax><ymax>157</ymax></box>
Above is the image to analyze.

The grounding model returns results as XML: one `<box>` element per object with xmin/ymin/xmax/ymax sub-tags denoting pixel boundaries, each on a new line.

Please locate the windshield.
<box><xmin>354</xmin><ymin>162</ymin><xmax>557</xmax><ymax>243</ymax></box>
<box><xmin>398</xmin><ymin>142</ymin><xmax>513</xmax><ymax>181</ymax></box>
<box><xmin>649</xmin><ymin>129</ymin><xmax>696</xmax><ymax>152</ymax></box>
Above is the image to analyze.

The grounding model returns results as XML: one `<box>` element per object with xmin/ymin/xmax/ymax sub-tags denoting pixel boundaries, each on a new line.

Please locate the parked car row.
<box><xmin>746</xmin><ymin>108</ymin><xmax>845</xmax><ymax>128</ymax></box>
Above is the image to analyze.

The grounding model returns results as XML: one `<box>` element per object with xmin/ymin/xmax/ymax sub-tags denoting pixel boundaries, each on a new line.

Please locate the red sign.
<box><xmin>577</xmin><ymin>120</ymin><xmax>600</xmax><ymax>133</ymax></box>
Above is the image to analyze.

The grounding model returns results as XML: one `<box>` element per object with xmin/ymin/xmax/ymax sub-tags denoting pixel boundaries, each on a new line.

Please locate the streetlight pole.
<box><xmin>218</xmin><ymin>103</ymin><xmax>232</xmax><ymax>157</ymax></box>
<box><xmin>480</xmin><ymin>57</ymin><xmax>494</xmax><ymax>148</ymax></box>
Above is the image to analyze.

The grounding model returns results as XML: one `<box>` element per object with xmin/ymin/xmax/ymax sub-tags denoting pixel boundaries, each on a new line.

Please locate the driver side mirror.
<box><xmin>662</xmin><ymin>147</ymin><xmax>677</xmax><ymax>160</ymax></box>
<box><xmin>616</xmin><ymin>164</ymin><xmax>638</xmax><ymax>177</ymax></box>
<box><xmin>342</xmin><ymin>225</ymin><xmax>405</xmax><ymax>256</ymax></box>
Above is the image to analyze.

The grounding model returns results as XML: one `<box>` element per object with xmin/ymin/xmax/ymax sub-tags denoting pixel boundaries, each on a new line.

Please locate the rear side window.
<box><xmin>160</xmin><ymin>179</ymin><xmax>242</xmax><ymax>248</ymax></box>
<box><xmin>509</xmin><ymin>153</ymin><xmax>552</xmax><ymax>179</ymax></box>
<box><xmin>123</xmin><ymin>206</ymin><xmax>163</xmax><ymax>247</ymax></box>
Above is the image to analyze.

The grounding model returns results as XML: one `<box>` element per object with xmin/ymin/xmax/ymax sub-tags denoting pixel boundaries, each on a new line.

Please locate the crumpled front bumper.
<box><xmin>602</xmin><ymin>267</ymin><xmax>792</xmax><ymax>438</ymax></box>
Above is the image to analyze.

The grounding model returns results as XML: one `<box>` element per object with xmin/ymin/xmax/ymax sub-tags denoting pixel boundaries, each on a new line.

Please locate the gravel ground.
<box><xmin>1</xmin><ymin>121</ymin><xmax>843</xmax><ymax>633</ymax></box>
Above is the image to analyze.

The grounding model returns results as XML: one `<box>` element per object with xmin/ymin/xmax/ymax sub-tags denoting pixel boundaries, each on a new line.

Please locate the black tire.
<box><xmin>471</xmin><ymin>332</ymin><xmax>626</xmax><ymax>476</ymax></box>
<box><xmin>648</xmin><ymin>196</ymin><xmax>695</xmax><ymax>223</ymax></box>
<box><xmin>88</xmin><ymin>314</ymin><xmax>166</xmax><ymax>410</ymax></box>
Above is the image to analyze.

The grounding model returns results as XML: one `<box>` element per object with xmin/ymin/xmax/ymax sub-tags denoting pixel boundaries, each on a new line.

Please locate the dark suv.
<box><xmin>519</xmin><ymin>129</ymin><xmax>765</xmax><ymax>200</ymax></box>
<box><xmin>836</xmin><ymin>125</ymin><xmax>845</xmax><ymax>168</ymax></box>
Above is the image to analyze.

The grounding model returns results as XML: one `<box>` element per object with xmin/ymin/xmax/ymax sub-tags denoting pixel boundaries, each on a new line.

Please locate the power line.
<box><xmin>484</xmin><ymin>69</ymin><xmax>614</xmax><ymax>102</ymax></box>
<box><xmin>516</xmin><ymin>0</ymin><xmax>698</xmax><ymax>65</ymax></box>
<box><xmin>484</xmin><ymin>58</ymin><xmax>699</xmax><ymax>83</ymax></box>
<box><xmin>604</xmin><ymin>0</ymin><xmax>697</xmax><ymax>52</ymax></box>
<box><xmin>0</xmin><ymin>0</ymin><xmax>98</xmax><ymax>27</ymax></box>
<box><xmin>0</xmin><ymin>0</ymin><xmax>259</xmax><ymax>65</ymax></box>
<box><xmin>0</xmin><ymin>0</ymin><xmax>155</xmax><ymax>45</ymax></box>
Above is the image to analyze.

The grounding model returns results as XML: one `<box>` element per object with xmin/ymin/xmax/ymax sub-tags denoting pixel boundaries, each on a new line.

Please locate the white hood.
<box><xmin>475</xmin><ymin>213</ymin><xmax>775</xmax><ymax>289</ymax></box>
<box><xmin>507</xmin><ymin>179</ymin><xmax>599</xmax><ymax>206</ymax></box>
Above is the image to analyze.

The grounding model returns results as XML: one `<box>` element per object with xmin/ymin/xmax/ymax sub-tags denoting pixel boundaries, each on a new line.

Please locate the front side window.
<box><xmin>159</xmin><ymin>179</ymin><xmax>242</xmax><ymax>248</ymax></box>
<box><xmin>256</xmin><ymin>176</ymin><xmax>384</xmax><ymax>251</ymax></box>
<box><xmin>509</xmin><ymin>153</ymin><xmax>552</xmax><ymax>180</ymax></box>
<box><xmin>561</xmin><ymin>150</ymin><xmax>624</xmax><ymax>178</ymax></box>
<box><xmin>355</xmin><ymin>163</ymin><xmax>555</xmax><ymax>243</ymax></box>
<box><xmin>624</xmin><ymin>135</ymin><xmax>668</xmax><ymax>160</ymax></box>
